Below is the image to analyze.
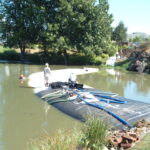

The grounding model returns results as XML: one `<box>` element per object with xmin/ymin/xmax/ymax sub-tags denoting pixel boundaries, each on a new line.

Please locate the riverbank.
<box><xmin>0</xmin><ymin>45</ymin><xmax>109</xmax><ymax>65</ymax></box>
<box><xmin>28</xmin><ymin>116</ymin><xmax>150</xmax><ymax>150</ymax></box>
<box><xmin>115</xmin><ymin>42</ymin><xmax>150</xmax><ymax>74</ymax></box>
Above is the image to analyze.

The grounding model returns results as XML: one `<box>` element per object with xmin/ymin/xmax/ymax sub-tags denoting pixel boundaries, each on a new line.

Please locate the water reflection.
<box><xmin>5</xmin><ymin>65</ymin><xmax>10</xmax><ymax>77</ymax></box>
<box><xmin>78</xmin><ymin>68</ymin><xmax>150</xmax><ymax>103</ymax></box>
<box><xmin>43</xmin><ymin>102</ymin><xmax>51</xmax><ymax>116</ymax></box>
<box><xmin>0</xmin><ymin>64</ymin><xmax>80</xmax><ymax>150</ymax></box>
<box><xmin>1</xmin><ymin>64</ymin><xmax>150</xmax><ymax>150</ymax></box>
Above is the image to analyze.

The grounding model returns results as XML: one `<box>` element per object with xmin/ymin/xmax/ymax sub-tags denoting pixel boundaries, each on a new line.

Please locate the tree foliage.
<box><xmin>1</xmin><ymin>0</ymin><xmax>115</xmax><ymax>64</ymax></box>
<box><xmin>112</xmin><ymin>21</ymin><xmax>127</xmax><ymax>43</ymax></box>
<box><xmin>1</xmin><ymin>0</ymin><xmax>45</xmax><ymax>62</ymax></box>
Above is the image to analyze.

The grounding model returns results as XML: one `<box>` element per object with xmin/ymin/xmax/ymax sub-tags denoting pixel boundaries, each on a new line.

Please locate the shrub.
<box><xmin>27</xmin><ymin>53</ymin><xmax>43</xmax><ymax>64</ymax></box>
<box><xmin>93</xmin><ymin>54</ymin><xmax>109</xmax><ymax>65</ymax></box>
<box><xmin>79</xmin><ymin>116</ymin><xmax>108</xmax><ymax>150</ymax></box>
<box><xmin>69</xmin><ymin>54</ymin><xmax>94</xmax><ymax>65</ymax></box>
<box><xmin>115</xmin><ymin>59</ymin><xmax>131</xmax><ymax>70</ymax></box>
<box><xmin>0</xmin><ymin>50</ymin><xmax>20</xmax><ymax>61</ymax></box>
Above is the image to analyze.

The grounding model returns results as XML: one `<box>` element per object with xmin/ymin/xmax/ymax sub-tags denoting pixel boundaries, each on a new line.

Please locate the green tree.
<box><xmin>1</xmin><ymin>0</ymin><xmax>115</xmax><ymax>64</ymax></box>
<box><xmin>0</xmin><ymin>0</ymin><xmax>45</xmax><ymax>62</ymax></box>
<box><xmin>112</xmin><ymin>21</ymin><xmax>127</xmax><ymax>42</ymax></box>
<box><xmin>132</xmin><ymin>36</ymin><xmax>143</xmax><ymax>42</ymax></box>
<box><xmin>40</xmin><ymin>0</ymin><xmax>114</xmax><ymax>64</ymax></box>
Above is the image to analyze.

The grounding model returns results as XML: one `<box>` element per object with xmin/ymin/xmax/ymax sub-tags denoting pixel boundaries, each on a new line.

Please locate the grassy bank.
<box><xmin>115</xmin><ymin>59</ymin><xmax>131</xmax><ymax>70</ymax></box>
<box><xmin>27</xmin><ymin>117</ymin><xmax>108</xmax><ymax>150</ymax></box>
<box><xmin>0</xmin><ymin>45</ymin><xmax>109</xmax><ymax>65</ymax></box>
<box><xmin>0</xmin><ymin>45</ymin><xmax>12</xmax><ymax>52</ymax></box>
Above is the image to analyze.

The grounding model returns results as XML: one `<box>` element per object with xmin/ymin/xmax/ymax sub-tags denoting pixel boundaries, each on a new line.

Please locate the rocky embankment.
<box><xmin>106</xmin><ymin>120</ymin><xmax>150</xmax><ymax>150</ymax></box>
<box><xmin>118</xmin><ymin>42</ymin><xmax>150</xmax><ymax>74</ymax></box>
<box><xmin>127</xmin><ymin>49</ymin><xmax>150</xmax><ymax>74</ymax></box>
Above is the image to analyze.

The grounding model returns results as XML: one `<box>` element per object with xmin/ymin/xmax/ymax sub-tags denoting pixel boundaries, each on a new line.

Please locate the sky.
<box><xmin>108</xmin><ymin>0</ymin><xmax>150</xmax><ymax>35</ymax></box>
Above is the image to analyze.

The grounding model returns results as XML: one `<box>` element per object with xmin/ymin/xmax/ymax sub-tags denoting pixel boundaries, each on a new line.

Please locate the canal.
<box><xmin>0</xmin><ymin>64</ymin><xmax>150</xmax><ymax>150</ymax></box>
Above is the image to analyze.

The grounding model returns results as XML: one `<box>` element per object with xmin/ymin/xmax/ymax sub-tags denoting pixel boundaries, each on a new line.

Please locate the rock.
<box><xmin>129</xmin><ymin>133</ymin><xmax>139</xmax><ymax>141</ymax></box>
<box><xmin>142</xmin><ymin>127</ymin><xmax>147</xmax><ymax>134</ymax></box>
<box><xmin>110</xmin><ymin>148</ymin><xmax>116</xmax><ymax>150</ymax></box>
<box><xmin>122</xmin><ymin>134</ymin><xmax>136</xmax><ymax>142</ymax></box>
<box><xmin>120</xmin><ymin>143</ymin><xmax>132</xmax><ymax>149</ymax></box>
<box><xmin>107</xmin><ymin>120</ymin><xmax>150</xmax><ymax>150</ymax></box>
<box><xmin>103</xmin><ymin>146</ymin><xmax>109</xmax><ymax>150</ymax></box>
<box><xmin>128</xmin><ymin>50</ymin><xmax>150</xmax><ymax>74</ymax></box>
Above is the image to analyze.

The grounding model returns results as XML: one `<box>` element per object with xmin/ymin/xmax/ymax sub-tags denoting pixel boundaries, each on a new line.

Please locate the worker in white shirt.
<box><xmin>68</xmin><ymin>72</ymin><xmax>77</xmax><ymax>87</ymax></box>
<box><xmin>44</xmin><ymin>63</ymin><xmax>51</xmax><ymax>87</ymax></box>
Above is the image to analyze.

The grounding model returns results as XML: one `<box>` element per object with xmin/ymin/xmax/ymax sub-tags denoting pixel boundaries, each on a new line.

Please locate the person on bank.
<box><xmin>44</xmin><ymin>63</ymin><xmax>51</xmax><ymax>87</ymax></box>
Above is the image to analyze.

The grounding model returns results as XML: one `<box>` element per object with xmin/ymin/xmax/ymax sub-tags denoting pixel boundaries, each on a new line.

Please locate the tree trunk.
<box><xmin>43</xmin><ymin>46</ymin><xmax>48</xmax><ymax>63</ymax></box>
<box><xmin>20</xmin><ymin>46</ymin><xmax>26</xmax><ymax>63</ymax></box>
<box><xmin>63</xmin><ymin>49</ymin><xmax>68</xmax><ymax>65</ymax></box>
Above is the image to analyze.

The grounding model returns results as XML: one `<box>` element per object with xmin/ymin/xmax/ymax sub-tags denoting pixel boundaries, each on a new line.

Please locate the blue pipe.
<box><xmin>83</xmin><ymin>95</ymin><xmax>125</xmax><ymax>104</ymax></box>
<box><xmin>89</xmin><ymin>91</ymin><xmax>118</xmax><ymax>97</ymax></box>
<box><xmin>79</xmin><ymin>89</ymin><xmax>127</xmax><ymax>104</ymax></box>
<box><xmin>92</xmin><ymin>93</ymin><xmax>127</xmax><ymax>104</ymax></box>
<box><xmin>99</xmin><ymin>98</ymin><xmax>125</xmax><ymax>104</ymax></box>
<box><xmin>74</xmin><ymin>91</ymin><xmax>132</xmax><ymax>128</ymax></box>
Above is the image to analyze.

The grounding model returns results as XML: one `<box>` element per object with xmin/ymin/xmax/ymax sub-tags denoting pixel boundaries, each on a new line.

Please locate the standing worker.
<box><xmin>44</xmin><ymin>63</ymin><xmax>51</xmax><ymax>87</ymax></box>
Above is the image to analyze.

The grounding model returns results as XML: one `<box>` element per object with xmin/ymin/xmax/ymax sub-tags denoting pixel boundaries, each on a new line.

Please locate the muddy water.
<box><xmin>0</xmin><ymin>64</ymin><xmax>80</xmax><ymax>150</ymax></box>
<box><xmin>0</xmin><ymin>64</ymin><xmax>150</xmax><ymax>150</ymax></box>
<box><xmin>78</xmin><ymin>68</ymin><xmax>150</xmax><ymax>103</ymax></box>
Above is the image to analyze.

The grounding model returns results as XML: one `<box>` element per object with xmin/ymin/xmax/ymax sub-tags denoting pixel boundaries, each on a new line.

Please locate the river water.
<box><xmin>0</xmin><ymin>64</ymin><xmax>150</xmax><ymax>150</ymax></box>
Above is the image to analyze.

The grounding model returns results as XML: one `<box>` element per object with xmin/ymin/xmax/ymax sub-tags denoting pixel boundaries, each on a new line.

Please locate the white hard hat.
<box><xmin>45</xmin><ymin>63</ymin><xmax>49</xmax><ymax>66</ymax></box>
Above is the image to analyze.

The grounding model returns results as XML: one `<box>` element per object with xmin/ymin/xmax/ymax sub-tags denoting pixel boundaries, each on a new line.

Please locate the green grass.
<box><xmin>27</xmin><ymin>117</ymin><xmax>109</xmax><ymax>150</ymax></box>
<box><xmin>0</xmin><ymin>45</ymin><xmax>13</xmax><ymax>52</ymax></box>
<box><xmin>27</xmin><ymin>129</ymin><xmax>79</xmax><ymax>150</ymax></box>
<box><xmin>79</xmin><ymin>116</ymin><xmax>108</xmax><ymax>150</ymax></box>
<box><xmin>130</xmin><ymin>132</ymin><xmax>150</xmax><ymax>150</ymax></box>
<box><xmin>27</xmin><ymin>117</ymin><xmax>150</xmax><ymax>150</ymax></box>
<box><xmin>115</xmin><ymin>59</ymin><xmax>131</xmax><ymax>70</ymax></box>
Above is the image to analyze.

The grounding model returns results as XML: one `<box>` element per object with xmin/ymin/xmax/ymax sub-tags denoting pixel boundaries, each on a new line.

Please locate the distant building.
<box><xmin>128</xmin><ymin>32</ymin><xmax>150</xmax><ymax>41</ymax></box>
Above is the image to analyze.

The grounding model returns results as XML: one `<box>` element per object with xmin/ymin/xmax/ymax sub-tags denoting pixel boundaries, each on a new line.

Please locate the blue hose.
<box><xmin>91</xmin><ymin>93</ymin><xmax>127</xmax><ymax>104</ymax></box>
<box><xmin>98</xmin><ymin>98</ymin><xmax>125</xmax><ymax>104</ymax></box>
<box><xmin>74</xmin><ymin>91</ymin><xmax>132</xmax><ymax>128</ymax></box>
<box><xmin>79</xmin><ymin>89</ymin><xmax>126</xmax><ymax>104</ymax></box>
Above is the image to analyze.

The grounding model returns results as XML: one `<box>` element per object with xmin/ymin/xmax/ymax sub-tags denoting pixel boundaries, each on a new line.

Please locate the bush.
<box><xmin>79</xmin><ymin>116</ymin><xmax>108</xmax><ymax>150</ymax></box>
<box><xmin>0</xmin><ymin>50</ymin><xmax>20</xmax><ymax>61</ymax></box>
<box><xmin>26</xmin><ymin>53</ymin><xmax>41</xmax><ymax>64</ymax></box>
<box><xmin>69</xmin><ymin>54</ymin><xmax>95</xmax><ymax>65</ymax></box>
<box><xmin>93</xmin><ymin>54</ymin><xmax>109</xmax><ymax>65</ymax></box>
<box><xmin>115</xmin><ymin>59</ymin><xmax>131</xmax><ymax>70</ymax></box>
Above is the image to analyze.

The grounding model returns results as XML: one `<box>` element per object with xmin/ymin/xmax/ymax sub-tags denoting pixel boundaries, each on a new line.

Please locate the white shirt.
<box><xmin>44</xmin><ymin>67</ymin><xmax>51</xmax><ymax>77</ymax></box>
<box><xmin>69</xmin><ymin>73</ymin><xmax>76</xmax><ymax>82</ymax></box>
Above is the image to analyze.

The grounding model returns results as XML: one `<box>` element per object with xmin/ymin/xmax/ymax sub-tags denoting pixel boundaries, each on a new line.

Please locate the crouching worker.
<box><xmin>68</xmin><ymin>72</ymin><xmax>77</xmax><ymax>88</ymax></box>
<box><xmin>44</xmin><ymin>63</ymin><xmax>51</xmax><ymax>87</ymax></box>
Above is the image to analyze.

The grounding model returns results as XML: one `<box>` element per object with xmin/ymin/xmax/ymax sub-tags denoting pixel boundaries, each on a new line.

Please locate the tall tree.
<box><xmin>1</xmin><ymin>0</ymin><xmax>115</xmax><ymax>64</ymax></box>
<box><xmin>1</xmin><ymin>0</ymin><xmax>45</xmax><ymax>62</ymax></box>
<box><xmin>112</xmin><ymin>21</ymin><xmax>127</xmax><ymax>42</ymax></box>
<box><xmin>41</xmin><ymin>0</ymin><xmax>114</xmax><ymax>64</ymax></box>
